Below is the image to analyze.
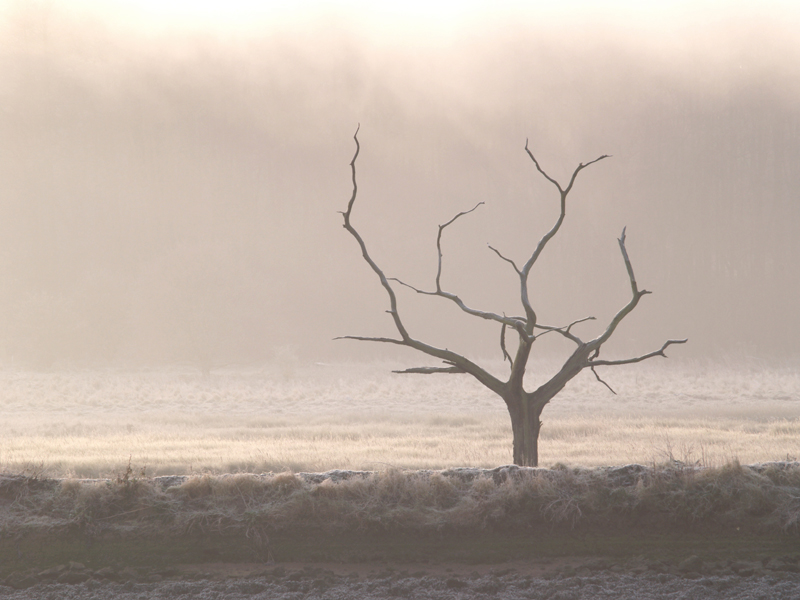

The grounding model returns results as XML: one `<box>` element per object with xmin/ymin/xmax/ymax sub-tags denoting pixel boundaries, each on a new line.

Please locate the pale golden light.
<box><xmin>28</xmin><ymin>0</ymin><xmax>794</xmax><ymax>41</ymax></box>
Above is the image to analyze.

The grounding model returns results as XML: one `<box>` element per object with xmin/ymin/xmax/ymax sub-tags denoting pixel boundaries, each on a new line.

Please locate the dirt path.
<box><xmin>2</xmin><ymin>561</ymin><xmax>800</xmax><ymax>599</ymax></box>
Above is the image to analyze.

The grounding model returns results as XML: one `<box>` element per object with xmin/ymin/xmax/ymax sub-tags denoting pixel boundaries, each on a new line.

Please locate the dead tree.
<box><xmin>339</xmin><ymin>128</ymin><xmax>686</xmax><ymax>467</ymax></box>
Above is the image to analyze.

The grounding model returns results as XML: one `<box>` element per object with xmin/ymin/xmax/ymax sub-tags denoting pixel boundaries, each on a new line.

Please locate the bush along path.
<box><xmin>0</xmin><ymin>461</ymin><xmax>798</xmax><ymax>579</ymax></box>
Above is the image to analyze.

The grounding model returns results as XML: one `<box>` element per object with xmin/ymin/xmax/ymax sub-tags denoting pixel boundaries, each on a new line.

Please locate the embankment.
<box><xmin>0</xmin><ymin>461</ymin><xmax>798</xmax><ymax>578</ymax></box>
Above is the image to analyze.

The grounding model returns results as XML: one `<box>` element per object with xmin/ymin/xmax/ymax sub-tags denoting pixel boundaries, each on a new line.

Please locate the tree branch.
<box><xmin>618</xmin><ymin>226</ymin><xmax>647</xmax><ymax>299</ymax></box>
<box><xmin>340</xmin><ymin>126</ymin><xmax>411</xmax><ymax>342</ymax></box>
<box><xmin>588</xmin><ymin>339</ymin><xmax>688</xmax><ymax>367</ymax></box>
<box><xmin>436</xmin><ymin>202</ymin><xmax>484</xmax><ymax>291</ymax></box>
<box><xmin>588</xmin><ymin>227</ymin><xmax>651</xmax><ymax>349</ymax></box>
<box><xmin>519</xmin><ymin>143</ymin><xmax>610</xmax><ymax>331</ymax></box>
<box><xmin>565</xmin><ymin>316</ymin><xmax>595</xmax><ymax>335</ymax></box>
<box><xmin>394</xmin><ymin>365</ymin><xmax>466</xmax><ymax>374</ymax></box>
<box><xmin>385</xmin><ymin>201</ymin><xmax>523</xmax><ymax>329</ymax></box>
<box><xmin>388</xmin><ymin>278</ymin><xmax>436</xmax><ymax>296</ymax></box>
<box><xmin>524</xmin><ymin>139</ymin><xmax>564</xmax><ymax>193</ymax></box>
<box><xmin>389</xmin><ymin>276</ymin><xmax>521</xmax><ymax>327</ymax></box>
<box><xmin>488</xmin><ymin>245</ymin><xmax>521</xmax><ymax>275</ymax></box>
<box><xmin>563</xmin><ymin>154</ymin><xmax>612</xmax><ymax>196</ymax></box>
<box><xmin>533</xmin><ymin>316</ymin><xmax>596</xmax><ymax>344</ymax></box>
<box><xmin>590</xmin><ymin>366</ymin><xmax>617</xmax><ymax>394</ymax></box>
<box><xmin>339</xmin><ymin>129</ymin><xmax>507</xmax><ymax>398</ymax></box>
<box><xmin>334</xmin><ymin>335</ymin><xmax>407</xmax><ymax>346</ymax></box>
<box><xmin>500</xmin><ymin>322</ymin><xmax>513</xmax><ymax>367</ymax></box>
<box><xmin>431</xmin><ymin>202</ymin><xmax>517</xmax><ymax>325</ymax></box>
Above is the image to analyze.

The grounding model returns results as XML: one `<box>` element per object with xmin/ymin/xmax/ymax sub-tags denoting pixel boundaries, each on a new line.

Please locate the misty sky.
<box><xmin>0</xmin><ymin>0</ymin><xmax>798</xmax><ymax>368</ymax></box>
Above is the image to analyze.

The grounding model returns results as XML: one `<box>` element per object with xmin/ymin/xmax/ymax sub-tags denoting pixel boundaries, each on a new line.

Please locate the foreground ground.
<box><xmin>1</xmin><ymin>463</ymin><xmax>799</xmax><ymax>597</ymax></box>
<box><xmin>2</xmin><ymin>561</ymin><xmax>800</xmax><ymax>599</ymax></box>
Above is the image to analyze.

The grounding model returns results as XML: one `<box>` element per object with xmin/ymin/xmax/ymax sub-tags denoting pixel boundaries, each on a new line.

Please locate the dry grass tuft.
<box><xmin>2</xmin><ymin>461</ymin><xmax>799</xmax><ymax>543</ymax></box>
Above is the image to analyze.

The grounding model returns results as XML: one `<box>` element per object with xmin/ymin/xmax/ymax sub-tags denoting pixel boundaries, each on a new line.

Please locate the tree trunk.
<box><xmin>507</xmin><ymin>351</ymin><xmax>589</xmax><ymax>466</ymax></box>
<box><xmin>507</xmin><ymin>393</ymin><xmax>546</xmax><ymax>467</ymax></box>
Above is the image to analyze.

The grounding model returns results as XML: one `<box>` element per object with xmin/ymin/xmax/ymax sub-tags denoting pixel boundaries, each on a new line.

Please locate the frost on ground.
<box><xmin>1</xmin><ymin>568</ymin><xmax>800</xmax><ymax>600</ymax></box>
<box><xmin>0</xmin><ymin>360</ymin><xmax>798</xmax><ymax>475</ymax></box>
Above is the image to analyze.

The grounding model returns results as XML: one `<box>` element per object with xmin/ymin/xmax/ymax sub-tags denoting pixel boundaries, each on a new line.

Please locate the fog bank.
<box><xmin>0</xmin><ymin>2</ymin><xmax>798</xmax><ymax>368</ymax></box>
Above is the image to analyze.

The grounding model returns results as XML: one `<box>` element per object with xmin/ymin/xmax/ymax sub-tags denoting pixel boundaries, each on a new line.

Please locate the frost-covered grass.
<box><xmin>0</xmin><ymin>360</ymin><xmax>798</xmax><ymax>477</ymax></box>
<box><xmin>2</xmin><ymin>462</ymin><xmax>800</xmax><ymax>540</ymax></box>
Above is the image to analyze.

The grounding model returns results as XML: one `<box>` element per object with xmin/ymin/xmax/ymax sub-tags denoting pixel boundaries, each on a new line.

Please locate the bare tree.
<box><xmin>339</xmin><ymin>128</ymin><xmax>686</xmax><ymax>467</ymax></box>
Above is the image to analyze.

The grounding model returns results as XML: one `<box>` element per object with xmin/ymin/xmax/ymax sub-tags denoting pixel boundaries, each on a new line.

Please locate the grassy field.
<box><xmin>0</xmin><ymin>359</ymin><xmax>798</xmax><ymax>477</ymax></box>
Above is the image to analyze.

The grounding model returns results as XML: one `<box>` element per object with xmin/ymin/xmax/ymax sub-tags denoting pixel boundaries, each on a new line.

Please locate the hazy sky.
<box><xmin>0</xmin><ymin>0</ymin><xmax>798</xmax><ymax>368</ymax></box>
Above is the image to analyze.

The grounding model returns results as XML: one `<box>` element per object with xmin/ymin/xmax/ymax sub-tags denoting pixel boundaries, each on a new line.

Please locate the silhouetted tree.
<box><xmin>339</xmin><ymin>128</ymin><xmax>686</xmax><ymax>466</ymax></box>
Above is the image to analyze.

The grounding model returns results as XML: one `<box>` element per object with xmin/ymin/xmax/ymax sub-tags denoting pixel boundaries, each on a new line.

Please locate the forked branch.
<box><xmin>436</xmin><ymin>203</ymin><xmax>484</xmax><ymax>290</ymax></box>
<box><xmin>340</xmin><ymin>126</ymin><xmax>410</xmax><ymax>342</ymax></box>
<box><xmin>578</xmin><ymin>228</ymin><xmax>687</xmax><ymax>393</ymax></box>
<box><xmin>524</xmin><ymin>141</ymin><xmax>610</xmax><ymax>196</ymax></box>
<box><xmin>518</xmin><ymin>144</ymin><xmax>610</xmax><ymax>328</ymax></box>
<box><xmin>389</xmin><ymin>201</ymin><xmax>524</xmax><ymax>328</ymax></box>
<box><xmin>339</xmin><ymin>128</ymin><xmax>506</xmax><ymax>397</ymax></box>
<box><xmin>588</xmin><ymin>339</ymin><xmax>688</xmax><ymax>367</ymax></box>
<box><xmin>389</xmin><ymin>277</ymin><xmax>520</xmax><ymax>327</ymax></box>
<box><xmin>588</xmin><ymin>227</ymin><xmax>651</xmax><ymax>350</ymax></box>
<box><xmin>533</xmin><ymin>316</ymin><xmax>596</xmax><ymax>344</ymax></box>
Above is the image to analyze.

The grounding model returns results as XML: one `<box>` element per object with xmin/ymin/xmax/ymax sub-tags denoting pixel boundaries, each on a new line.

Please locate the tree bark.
<box><xmin>506</xmin><ymin>393</ymin><xmax>545</xmax><ymax>467</ymax></box>
<box><xmin>504</xmin><ymin>349</ymin><xmax>588</xmax><ymax>466</ymax></box>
